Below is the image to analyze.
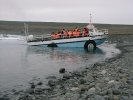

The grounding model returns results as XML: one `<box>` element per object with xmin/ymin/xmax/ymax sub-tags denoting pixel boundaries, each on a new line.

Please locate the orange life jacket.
<box><xmin>73</xmin><ymin>31</ymin><xmax>77</xmax><ymax>36</ymax></box>
<box><xmin>68</xmin><ymin>31</ymin><xmax>73</xmax><ymax>37</ymax></box>
<box><xmin>64</xmin><ymin>32</ymin><xmax>68</xmax><ymax>37</ymax></box>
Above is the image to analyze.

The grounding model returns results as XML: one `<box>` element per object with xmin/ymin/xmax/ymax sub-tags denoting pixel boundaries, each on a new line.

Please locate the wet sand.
<box><xmin>13</xmin><ymin>35</ymin><xmax>133</xmax><ymax>100</ymax></box>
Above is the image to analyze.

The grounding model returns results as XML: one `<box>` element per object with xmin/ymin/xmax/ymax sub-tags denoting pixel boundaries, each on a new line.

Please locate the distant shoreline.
<box><xmin>0</xmin><ymin>21</ymin><xmax>133</xmax><ymax>35</ymax></box>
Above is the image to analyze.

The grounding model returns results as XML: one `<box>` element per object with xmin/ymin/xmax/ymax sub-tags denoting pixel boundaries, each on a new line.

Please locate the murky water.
<box><xmin>0</xmin><ymin>35</ymin><xmax>120</xmax><ymax>98</ymax></box>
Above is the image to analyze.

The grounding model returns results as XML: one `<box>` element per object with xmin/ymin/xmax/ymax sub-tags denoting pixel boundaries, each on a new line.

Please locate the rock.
<box><xmin>88</xmin><ymin>82</ymin><xmax>95</xmax><ymax>89</ymax></box>
<box><xmin>95</xmin><ymin>83</ymin><xmax>105</xmax><ymax>91</ymax></box>
<box><xmin>70</xmin><ymin>87</ymin><xmax>79</xmax><ymax>91</ymax></box>
<box><xmin>92</xmin><ymin>73</ymin><xmax>98</xmax><ymax>79</ymax></box>
<box><xmin>42</xmin><ymin>87</ymin><xmax>51</xmax><ymax>92</ymax></box>
<box><xmin>95</xmin><ymin>95</ymin><xmax>105</xmax><ymax>100</ymax></box>
<box><xmin>86</xmin><ymin>87</ymin><xmax>95</xmax><ymax>95</ymax></box>
<box><xmin>73</xmin><ymin>71</ymin><xmax>82</xmax><ymax>77</ymax></box>
<box><xmin>112</xmin><ymin>89</ymin><xmax>121</xmax><ymax>95</ymax></box>
<box><xmin>108</xmin><ymin>95</ymin><xmax>113</xmax><ymax>100</ymax></box>
<box><xmin>40</xmin><ymin>95</ymin><xmax>49</xmax><ymax>100</ymax></box>
<box><xmin>63</xmin><ymin>73</ymin><xmax>72</xmax><ymax>80</ymax></box>
<box><xmin>0</xmin><ymin>97</ymin><xmax>10</xmax><ymax>100</ymax></box>
<box><xmin>70</xmin><ymin>93</ymin><xmax>80</xmax><ymax>100</ymax></box>
<box><xmin>121</xmin><ymin>90</ymin><xmax>130</xmax><ymax>95</ymax></box>
<box><xmin>37</xmin><ymin>81</ymin><xmax>43</xmax><ymax>85</ymax></box>
<box><xmin>79</xmin><ymin>85</ymin><xmax>88</xmax><ymax>92</ymax></box>
<box><xmin>34</xmin><ymin>88</ymin><xmax>43</xmax><ymax>94</ymax></box>
<box><xmin>108</xmin><ymin>80</ymin><xmax>115</xmax><ymax>84</ymax></box>
<box><xmin>79</xmin><ymin>79</ymin><xmax>86</xmax><ymax>84</ymax></box>
<box><xmin>80</xmin><ymin>93</ymin><xmax>88</xmax><ymax>99</ymax></box>
<box><xmin>25</xmin><ymin>88</ymin><xmax>34</xmax><ymax>94</ymax></box>
<box><xmin>118</xmin><ymin>68</ymin><xmax>125</xmax><ymax>73</ymax></box>
<box><xmin>113</xmin><ymin>83</ymin><xmax>121</xmax><ymax>89</ymax></box>
<box><xmin>59</xmin><ymin>68</ymin><xmax>66</xmax><ymax>73</ymax></box>
<box><xmin>98</xmin><ymin>90</ymin><xmax>108</xmax><ymax>96</ymax></box>
<box><xmin>104</xmin><ymin>77</ymin><xmax>110</xmax><ymax>81</ymax></box>
<box><xmin>104</xmin><ymin>96</ymin><xmax>109</xmax><ymax>100</ymax></box>
<box><xmin>107</xmin><ymin>89</ymin><xmax>112</xmax><ymax>95</ymax></box>
<box><xmin>12</xmin><ymin>89</ymin><xmax>16</xmax><ymax>92</ymax></box>
<box><xmin>48</xmin><ymin>80</ymin><xmax>56</xmax><ymax>87</ymax></box>
<box><xmin>64</xmin><ymin>92</ymin><xmax>73</xmax><ymax>99</ymax></box>
<box><xmin>126</xmin><ymin>80</ymin><xmax>133</xmax><ymax>84</ymax></box>
<box><xmin>131</xmin><ymin>90</ymin><xmax>133</xmax><ymax>96</ymax></box>
<box><xmin>30</xmin><ymin>83</ymin><xmax>35</xmax><ymax>89</ymax></box>
<box><xmin>101</xmin><ymin>70</ymin><xmax>107</xmax><ymax>75</ymax></box>
<box><xmin>113</xmin><ymin>95</ymin><xmax>120</xmax><ymax>100</ymax></box>
<box><xmin>56</xmin><ymin>96</ymin><xmax>65</xmax><ymax>100</ymax></box>
<box><xmin>120</xmin><ymin>96</ymin><xmax>129</xmax><ymax>100</ymax></box>
<box><xmin>46</xmin><ymin>76</ymin><xmax>56</xmax><ymax>79</ymax></box>
<box><xmin>108</xmin><ymin>80</ymin><xmax>119</xmax><ymax>87</ymax></box>
<box><xmin>84</xmin><ymin>74</ymin><xmax>94</xmax><ymax>83</ymax></box>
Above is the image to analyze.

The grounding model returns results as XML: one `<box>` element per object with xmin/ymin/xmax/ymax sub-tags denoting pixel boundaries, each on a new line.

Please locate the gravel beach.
<box><xmin>7</xmin><ymin>35</ymin><xmax>133</xmax><ymax>100</ymax></box>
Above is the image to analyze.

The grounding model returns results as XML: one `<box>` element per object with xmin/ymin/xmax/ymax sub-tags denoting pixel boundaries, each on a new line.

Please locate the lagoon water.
<box><xmin>0</xmin><ymin>35</ymin><xmax>120</xmax><ymax>98</ymax></box>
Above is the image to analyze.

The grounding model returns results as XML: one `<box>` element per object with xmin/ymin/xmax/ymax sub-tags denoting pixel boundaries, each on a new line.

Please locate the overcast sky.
<box><xmin>0</xmin><ymin>0</ymin><xmax>133</xmax><ymax>24</ymax></box>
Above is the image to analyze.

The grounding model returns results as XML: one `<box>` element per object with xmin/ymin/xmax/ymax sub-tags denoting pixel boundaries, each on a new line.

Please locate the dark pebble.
<box><xmin>79</xmin><ymin>79</ymin><xmax>86</xmax><ymax>84</ymax></box>
<box><xmin>34</xmin><ymin>88</ymin><xmax>43</xmax><ymax>94</ymax></box>
<box><xmin>59</xmin><ymin>68</ymin><xmax>66</xmax><ymax>73</ymax></box>
<box><xmin>112</xmin><ymin>89</ymin><xmax>121</xmax><ymax>95</ymax></box>
<box><xmin>30</xmin><ymin>83</ymin><xmax>35</xmax><ymax>89</ymax></box>
<box><xmin>25</xmin><ymin>88</ymin><xmax>34</xmax><ymax>94</ymax></box>
<box><xmin>63</xmin><ymin>73</ymin><xmax>71</xmax><ymax>80</ymax></box>
<box><xmin>126</xmin><ymin>80</ymin><xmax>133</xmax><ymax>84</ymax></box>
<box><xmin>0</xmin><ymin>97</ymin><xmax>9</xmax><ymax>100</ymax></box>
<box><xmin>37</xmin><ymin>81</ymin><xmax>43</xmax><ymax>85</ymax></box>
<box><xmin>48</xmin><ymin>80</ymin><xmax>56</xmax><ymax>87</ymax></box>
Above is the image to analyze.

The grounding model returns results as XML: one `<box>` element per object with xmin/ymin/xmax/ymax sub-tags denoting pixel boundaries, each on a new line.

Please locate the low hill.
<box><xmin>0</xmin><ymin>21</ymin><xmax>133</xmax><ymax>35</ymax></box>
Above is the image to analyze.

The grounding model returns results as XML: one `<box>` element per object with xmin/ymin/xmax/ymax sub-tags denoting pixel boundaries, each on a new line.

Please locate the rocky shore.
<box><xmin>9</xmin><ymin>35</ymin><xmax>133</xmax><ymax>100</ymax></box>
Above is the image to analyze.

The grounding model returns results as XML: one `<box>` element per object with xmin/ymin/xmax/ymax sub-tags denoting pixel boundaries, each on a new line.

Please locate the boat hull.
<box><xmin>27</xmin><ymin>35</ymin><xmax>108</xmax><ymax>48</ymax></box>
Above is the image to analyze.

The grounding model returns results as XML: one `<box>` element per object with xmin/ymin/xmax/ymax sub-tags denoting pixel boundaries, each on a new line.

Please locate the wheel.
<box><xmin>84</xmin><ymin>40</ymin><xmax>96</xmax><ymax>52</ymax></box>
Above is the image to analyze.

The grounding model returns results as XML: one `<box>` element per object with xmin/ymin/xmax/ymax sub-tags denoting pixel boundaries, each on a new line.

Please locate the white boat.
<box><xmin>25</xmin><ymin>18</ymin><xmax>108</xmax><ymax>50</ymax></box>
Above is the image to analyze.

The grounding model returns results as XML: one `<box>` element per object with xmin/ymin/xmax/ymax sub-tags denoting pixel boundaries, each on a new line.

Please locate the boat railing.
<box><xmin>27</xmin><ymin>32</ymin><xmax>108</xmax><ymax>42</ymax></box>
<box><xmin>27</xmin><ymin>34</ymin><xmax>51</xmax><ymax>42</ymax></box>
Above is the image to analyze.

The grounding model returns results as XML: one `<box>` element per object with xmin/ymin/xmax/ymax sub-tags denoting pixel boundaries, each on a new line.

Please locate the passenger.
<box><xmin>76</xmin><ymin>31</ymin><xmax>80</xmax><ymax>37</ymax></box>
<box><xmin>73</xmin><ymin>30</ymin><xmax>77</xmax><ymax>37</ymax></box>
<box><xmin>63</xmin><ymin>31</ymin><xmax>68</xmax><ymax>38</ymax></box>
<box><xmin>68</xmin><ymin>30</ymin><xmax>73</xmax><ymax>37</ymax></box>
<box><xmin>56</xmin><ymin>34</ymin><xmax>60</xmax><ymax>39</ymax></box>
<box><xmin>54</xmin><ymin>33</ymin><xmax>57</xmax><ymax>39</ymax></box>
<box><xmin>61</xmin><ymin>29</ymin><xmax>65</xmax><ymax>38</ymax></box>
<box><xmin>77</xmin><ymin>27</ymin><xmax>81</xmax><ymax>37</ymax></box>
<box><xmin>57</xmin><ymin>31</ymin><xmax>61</xmax><ymax>39</ymax></box>
<box><xmin>83</xmin><ymin>27</ymin><xmax>89</xmax><ymax>37</ymax></box>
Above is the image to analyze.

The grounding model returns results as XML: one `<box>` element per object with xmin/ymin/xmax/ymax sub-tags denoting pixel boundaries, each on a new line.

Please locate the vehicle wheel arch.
<box><xmin>84</xmin><ymin>40</ymin><xmax>96</xmax><ymax>51</ymax></box>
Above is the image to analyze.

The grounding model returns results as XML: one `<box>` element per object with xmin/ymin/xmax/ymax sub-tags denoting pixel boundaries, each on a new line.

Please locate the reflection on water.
<box><xmin>27</xmin><ymin>46</ymin><xmax>104</xmax><ymax>61</ymax></box>
<box><xmin>0</xmin><ymin>37</ymin><xmax>120</xmax><ymax>98</ymax></box>
<box><xmin>25</xmin><ymin>46</ymin><xmax>106</xmax><ymax>73</ymax></box>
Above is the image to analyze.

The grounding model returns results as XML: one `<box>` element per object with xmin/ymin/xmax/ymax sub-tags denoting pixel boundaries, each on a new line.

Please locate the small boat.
<box><xmin>25</xmin><ymin>17</ymin><xmax>108</xmax><ymax>50</ymax></box>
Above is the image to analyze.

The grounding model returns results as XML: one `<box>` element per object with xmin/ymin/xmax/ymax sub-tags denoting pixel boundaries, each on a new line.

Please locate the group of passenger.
<box><xmin>51</xmin><ymin>27</ymin><xmax>89</xmax><ymax>39</ymax></box>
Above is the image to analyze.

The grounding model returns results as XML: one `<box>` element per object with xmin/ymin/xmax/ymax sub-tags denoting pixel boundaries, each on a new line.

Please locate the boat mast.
<box><xmin>86</xmin><ymin>13</ymin><xmax>92</xmax><ymax>29</ymax></box>
<box><xmin>89</xmin><ymin>13</ymin><xmax>92</xmax><ymax>26</ymax></box>
<box><xmin>90</xmin><ymin>13</ymin><xmax>91</xmax><ymax>24</ymax></box>
<box><xmin>24</xmin><ymin>23</ymin><xmax>29</xmax><ymax>41</ymax></box>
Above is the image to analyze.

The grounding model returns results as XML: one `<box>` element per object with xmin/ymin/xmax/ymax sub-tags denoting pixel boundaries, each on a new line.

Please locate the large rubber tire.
<box><xmin>47</xmin><ymin>43</ymin><xmax>58</xmax><ymax>47</ymax></box>
<box><xmin>84</xmin><ymin>40</ymin><xmax>96</xmax><ymax>52</ymax></box>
